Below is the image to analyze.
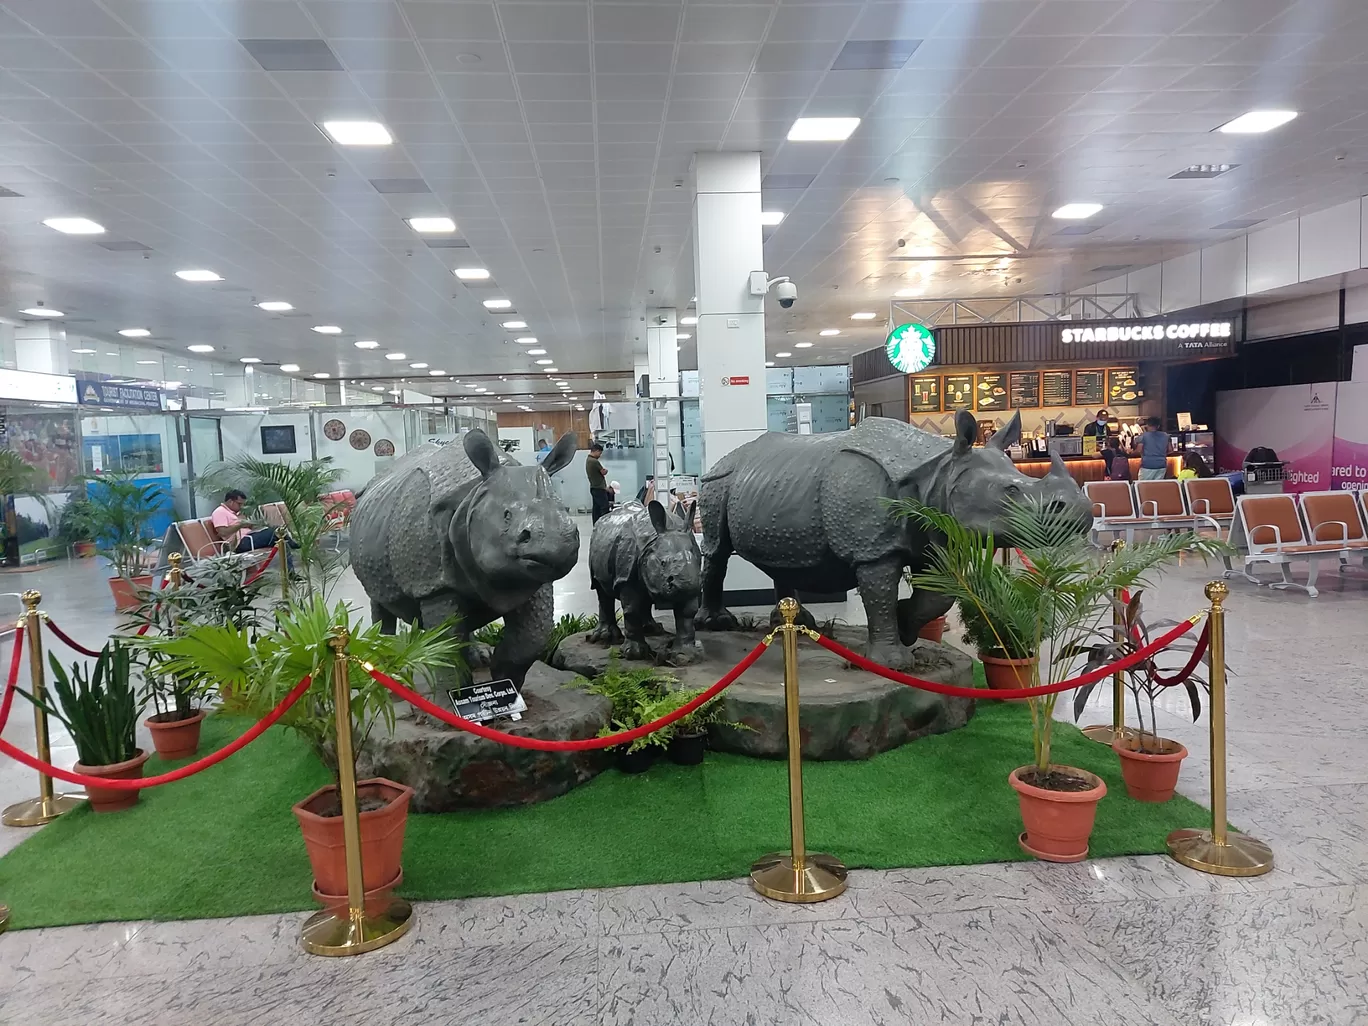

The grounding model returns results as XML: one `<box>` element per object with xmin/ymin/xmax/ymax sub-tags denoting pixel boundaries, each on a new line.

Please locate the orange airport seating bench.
<box><xmin>1223</xmin><ymin>492</ymin><xmax>1368</xmax><ymax>597</ymax></box>
<box><xmin>1082</xmin><ymin>480</ymin><xmax>1208</xmax><ymax>545</ymax></box>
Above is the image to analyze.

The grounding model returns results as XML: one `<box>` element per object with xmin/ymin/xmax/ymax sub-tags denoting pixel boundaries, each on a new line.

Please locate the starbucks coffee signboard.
<box><xmin>1062</xmin><ymin>321</ymin><xmax>1233</xmax><ymax>349</ymax></box>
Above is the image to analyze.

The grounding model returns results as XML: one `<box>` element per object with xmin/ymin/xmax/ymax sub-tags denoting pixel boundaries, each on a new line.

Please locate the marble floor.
<box><xmin>1</xmin><ymin>522</ymin><xmax>1366</xmax><ymax>1026</ymax></box>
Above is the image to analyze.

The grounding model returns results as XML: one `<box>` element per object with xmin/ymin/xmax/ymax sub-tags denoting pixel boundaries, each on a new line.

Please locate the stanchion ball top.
<box><xmin>778</xmin><ymin>596</ymin><xmax>799</xmax><ymax>623</ymax></box>
<box><xmin>20</xmin><ymin>590</ymin><xmax>40</xmax><ymax>608</ymax></box>
<box><xmin>1204</xmin><ymin>580</ymin><xmax>1228</xmax><ymax>604</ymax></box>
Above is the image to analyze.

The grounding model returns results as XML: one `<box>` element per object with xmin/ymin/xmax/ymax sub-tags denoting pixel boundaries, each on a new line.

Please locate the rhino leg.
<box><xmin>767</xmin><ymin>585</ymin><xmax>819</xmax><ymax>630</ymax></box>
<box><xmin>896</xmin><ymin>590</ymin><xmax>955</xmax><ymax>646</ymax></box>
<box><xmin>417</xmin><ymin>593</ymin><xmax>473</xmax><ymax>696</ymax></box>
<box><xmin>695</xmin><ymin>507</ymin><xmax>737</xmax><ymax>631</ymax></box>
<box><xmin>854</xmin><ymin>557</ymin><xmax>916</xmax><ymax>671</ymax></box>
<box><xmin>587</xmin><ymin>583</ymin><xmax>623</xmax><ymax>645</ymax></box>
<box><xmin>493</xmin><ymin>583</ymin><xmax>554</xmax><ymax>688</ymax></box>
<box><xmin>371</xmin><ymin>600</ymin><xmax>397</xmax><ymax>635</ymax></box>
<box><xmin>665</xmin><ymin>596</ymin><xmax>702</xmax><ymax>665</ymax></box>
<box><xmin>618</xmin><ymin>582</ymin><xmax>654</xmax><ymax>661</ymax></box>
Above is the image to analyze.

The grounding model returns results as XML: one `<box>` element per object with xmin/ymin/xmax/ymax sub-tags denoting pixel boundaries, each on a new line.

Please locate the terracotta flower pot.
<box><xmin>108</xmin><ymin>574</ymin><xmax>153</xmax><ymax>612</ymax></box>
<box><xmin>1113</xmin><ymin>736</ymin><xmax>1188</xmax><ymax>802</ymax></box>
<box><xmin>292</xmin><ymin>778</ymin><xmax>413</xmax><ymax>898</ymax></box>
<box><xmin>145</xmin><ymin>710</ymin><xmax>206</xmax><ymax>760</ymax></box>
<box><xmin>980</xmin><ymin>653</ymin><xmax>1038</xmax><ymax>700</ymax></box>
<box><xmin>312</xmin><ymin>869</ymin><xmax>404</xmax><ymax>918</ymax></box>
<box><xmin>1008</xmin><ymin>765</ymin><xmax>1107</xmax><ymax>863</ymax></box>
<box><xmin>917</xmin><ymin>616</ymin><xmax>947</xmax><ymax>643</ymax></box>
<box><xmin>75</xmin><ymin>749</ymin><xmax>150</xmax><ymax>813</ymax></box>
<box><xmin>73</xmin><ymin>541</ymin><xmax>97</xmax><ymax>559</ymax></box>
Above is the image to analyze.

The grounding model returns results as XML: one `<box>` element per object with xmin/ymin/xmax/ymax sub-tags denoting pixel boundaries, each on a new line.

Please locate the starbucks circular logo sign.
<box><xmin>885</xmin><ymin>322</ymin><xmax>936</xmax><ymax>374</ymax></box>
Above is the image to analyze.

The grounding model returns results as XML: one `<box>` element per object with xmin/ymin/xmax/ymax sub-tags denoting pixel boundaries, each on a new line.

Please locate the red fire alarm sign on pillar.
<box><xmin>721</xmin><ymin>375</ymin><xmax>750</xmax><ymax>386</ymax></box>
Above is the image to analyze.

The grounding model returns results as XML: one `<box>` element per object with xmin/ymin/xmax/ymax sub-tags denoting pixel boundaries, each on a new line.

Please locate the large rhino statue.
<box><xmin>350</xmin><ymin>429</ymin><xmax>579</xmax><ymax>690</ymax></box>
<box><xmin>695</xmin><ymin>410</ymin><xmax>1092</xmax><ymax>670</ymax></box>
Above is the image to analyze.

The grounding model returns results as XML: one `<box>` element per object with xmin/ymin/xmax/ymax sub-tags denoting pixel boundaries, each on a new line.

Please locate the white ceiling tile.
<box><xmin>328</xmin><ymin>38</ymin><xmax>426</xmax><ymax>72</ymax></box>
<box><xmin>593</xmin><ymin>42</ymin><xmax>676</xmax><ymax>75</ymax></box>
<box><xmin>499</xmin><ymin>3</ymin><xmax>589</xmax><ymax>41</ymax></box>
<box><xmin>753</xmin><ymin>39</ymin><xmax>844</xmax><ymax>73</ymax></box>
<box><xmin>421</xmin><ymin>41</ymin><xmax>511</xmax><ymax>73</ymax></box>
<box><xmin>674</xmin><ymin>42</ymin><xmax>760</xmax><ymax>74</ymax></box>
<box><xmin>681</xmin><ymin>4</ymin><xmax>773</xmax><ymax>43</ymax></box>
<box><xmin>597</xmin><ymin>100</ymin><xmax>666</xmax><ymax>123</ymax></box>
<box><xmin>591</xmin><ymin>4</ymin><xmax>681</xmax><ymax>44</ymax></box>
<box><xmin>303</xmin><ymin>1</ymin><xmax>414</xmax><ymax>39</ymax></box>
<box><xmin>506</xmin><ymin>41</ymin><xmax>591</xmax><ymax>74</ymax></box>
<box><xmin>515</xmin><ymin>73</ymin><xmax>593</xmax><ymax>102</ymax></box>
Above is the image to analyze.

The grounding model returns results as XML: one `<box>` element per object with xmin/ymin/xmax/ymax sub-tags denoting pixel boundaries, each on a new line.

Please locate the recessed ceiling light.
<box><xmin>320</xmin><ymin>120</ymin><xmax>392</xmax><ymax>146</ymax></box>
<box><xmin>850</xmin><ymin>312</ymin><xmax>877</xmax><ymax>320</ymax></box>
<box><xmin>21</xmin><ymin>305</ymin><xmax>63</xmax><ymax>318</ymax></box>
<box><xmin>676</xmin><ymin>332</ymin><xmax>691</xmax><ymax>340</ymax></box>
<box><xmin>313</xmin><ymin>372</ymin><xmax>331</xmax><ymax>379</ymax></box>
<box><xmin>787</xmin><ymin>117</ymin><xmax>861</xmax><ymax>142</ymax></box>
<box><xmin>175</xmin><ymin>269</ymin><xmax>222</xmax><ymax>282</ymax></box>
<box><xmin>240</xmin><ymin>357</ymin><xmax>261</xmax><ymax>364</ymax></box>
<box><xmin>501</xmin><ymin>398</ymin><xmax>512</xmax><ymax>403</ymax></box>
<box><xmin>501</xmin><ymin>320</ymin><xmax>527</xmax><ymax>329</ymax></box>
<box><xmin>475</xmin><ymin>387</ymin><xmax>487</xmax><ymax>393</ymax></box>
<box><xmin>409</xmin><ymin>362</ymin><xmax>428</xmax><ymax>369</ymax></box>
<box><xmin>455</xmin><ymin>267</ymin><xmax>491</xmax><ymax>280</ymax></box>
<box><xmin>372</xmin><ymin>386</ymin><xmax>385</xmax><ymax>392</ymax></box>
<box><xmin>163</xmin><ymin>380</ymin><xmax>182</xmax><ymax>390</ymax></box>
<box><xmin>1052</xmin><ymin>203</ymin><xmax>1103</xmax><ymax>220</ymax></box>
<box><xmin>406</xmin><ymin>216</ymin><xmax>456</xmax><ymax>233</ymax></box>
<box><xmin>71</xmin><ymin>347</ymin><xmax>96</xmax><ymax>355</ymax></box>
<box><xmin>759</xmin><ymin>211</ymin><xmax>785</xmax><ymax>226</ymax></box>
<box><xmin>776</xmin><ymin>351</ymin><xmax>792</xmax><ymax>358</ymax></box>
<box><xmin>544</xmin><ymin>367</ymin><xmax>558</xmax><ymax>373</ymax></box>
<box><xmin>281</xmin><ymin>363</ymin><xmax>301</xmax><ymax>372</ymax></box>
<box><xmin>679</xmin><ymin>316</ymin><xmax>697</xmax><ymax>326</ymax></box>
<box><xmin>819</xmin><ymin>329</ymin><xmax>841</xmax><ymax>336</ymax></box>
<box><xmin>515</xmin><ymin>337</ymin><xmax>538</xmax><ymax>345</ymax></box>
<box><xmin>43</xmin><ymin>217</ymin><xmax>105</xmax><ymax>234</ymax></box>
<box><xmin>1216</xmin><ymin>110</ymin><xmax>1297</xmax><ymax>134</ymax></box>
<box><xmin>527</xmin><ymin>348</ymin><xmax>547</xmax><ymax>355</ymax></box>
<box><xmin>136</xmin><ymin>359</ymin><xmax>158</xmax><ymax>365</ymax></box>
<box><xmin>796</xmin><ymin>342</ymin><xmax>814</xmax><ymax>348</ymax></box>
<box><xmin>118</xmin><ymin>327</ymin><xmax>151</xmax><ymax>337</ymax></box>
<box><xmin>765</xmin><ymin>360</ymin><xmax>775</xmax><ymax>367</ymax></box>
<box><xmin>354</xmin><ymin>340</ymin><xmax>379</xmax><ymax>349</ymax></box>
<box><xmin>187</xmin><ymin>344</ymin><xmax>215</xmax><ymax>353</ymax></box>
<box><xmin>257</xmin><ymin>300</ymin><xmax>292</xmax><ymax>312</ymax></box>
<box><xmin>483</xmin><ymin>298</ymin><xmax>512</xmax><ymax>309</ymax></box>
<box><xmin>428</xmin><ymin>369</ymin><xmax>445</xmax><ymax>376</ymax></box>
<box><xmin>312</xmin><ymin>325</ymin><xmax>342</xmax><ymax>334</ymax></box>
<box><xmin>535</xmin><ymin>358</ymin><xmax>553</xmax><ymax>365</ymax></box>
<box><xmin>385</xmin><ymin>352</ymin><xmax>406</xmax><ymax>361</ymax></box>
<box><xmin>388</xmin><ymin>389</ymin><xmax>402</xmax><ymax>396</ymax></box>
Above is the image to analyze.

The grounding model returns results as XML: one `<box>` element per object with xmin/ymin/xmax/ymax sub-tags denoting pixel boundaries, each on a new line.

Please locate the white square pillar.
<box><xmin>14</xmin><ymin>323</ymin><xmax>67</xmax><ymax>375</ymax></box>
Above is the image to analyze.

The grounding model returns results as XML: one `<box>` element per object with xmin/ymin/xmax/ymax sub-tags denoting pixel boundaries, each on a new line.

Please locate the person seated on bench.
<box><xmin>210</xmin><ymin>490</ymin><xmax>282</xmax><ymax>553</ymax></box>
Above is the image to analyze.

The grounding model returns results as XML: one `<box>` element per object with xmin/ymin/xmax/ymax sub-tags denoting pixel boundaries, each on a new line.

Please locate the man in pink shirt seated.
<box><xmin>210</xmin><ymin>490</ymin><xmax>280</xmax><ymax>553</ymax></box>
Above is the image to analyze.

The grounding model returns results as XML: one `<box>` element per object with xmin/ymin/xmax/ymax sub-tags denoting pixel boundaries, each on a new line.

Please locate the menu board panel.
<box><xmin>943</xmin><ymin>374</ymin><xmax>974</xmax><ymax>411</ymax></box>
<box><xmin>909</xmin><ymin>376</ymin><xmax>941</xmax><ymax>413</ymax></box>
<box><xmin>975</xmin><ymin>373</ymin><xmax>1007</xmax><ymax>411</ymax></box>
<box><xmin>1042</xmin><ymin>370</ymin><xmax>1073</xmax><ymax>407</ymax></box>
<box><xmin>1008</xmin><ymin>371</ymin><xmax>1040</xmax><ymax>409</ymax></box>
<box><xmin>1108</xmin><ymin>367</ymin><xmax>1142</xmax><ymax>404</ymax></box>
<box><xmin>1074</xmin><ymin>369</ymin><xmax>1105</xmax><ymax>408</ymax></box>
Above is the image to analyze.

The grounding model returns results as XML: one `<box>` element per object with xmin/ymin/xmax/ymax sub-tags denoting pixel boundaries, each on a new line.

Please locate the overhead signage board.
<box><xmin>1061</xmin><ymin>321</ymin><xmax>1234</xmax><ymax>349</ymax></box>
<box><xmin>76</xmin><ymin>378</ymin><xmax>163</xmax><ymax>411</ymax></box>
<box><xmin>885</xmin><ymin>322</ymin><xmax>937</xmax><ymax>373</ymax></box>
<box><xmin>0</xmin><ymin>369</ymin><xmax>77</xmax><ymax>405</ymax></box>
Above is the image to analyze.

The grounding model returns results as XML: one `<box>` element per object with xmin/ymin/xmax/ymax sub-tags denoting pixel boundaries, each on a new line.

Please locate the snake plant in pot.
<box><xmin>891</xmin><ymin>496</ymin><xmax>1227</xmax><ymax>861</ymax></box>
<box><xmin>19</xmin><ymin>643</ymin><xmax>147</xmax><ymax>812</ymax></box>
<box><xmin>145</xmin><ymin>597</ymin><xmax>464</xmax><ymax>905</ymax></box>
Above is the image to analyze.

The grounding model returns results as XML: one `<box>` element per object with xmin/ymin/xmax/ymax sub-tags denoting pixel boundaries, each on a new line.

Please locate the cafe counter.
<box><xmin>1013</xmin><ymin>454</ymin><xmax>1182</xmax><ymax>485</ymax></box>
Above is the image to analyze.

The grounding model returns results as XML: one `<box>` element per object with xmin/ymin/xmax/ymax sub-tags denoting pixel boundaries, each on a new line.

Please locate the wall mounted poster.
<box><xmin>975</xmin><ymin>373</ymin><xmax>1006</xmax><ymax>411</ymax></box>
<box><xmin>1008</xmin><ymin>371</ymin><xmax>1040</xmax><ymax>408</ymax></box>
<box><xmin>1042</xmin><ymin>370</ymin><xmax>1073</xmax><ymax>407</ymax></box>
<box><xmin>1215</xmin><ymin>382</ymin><xmax>1336</xmax><ymax>492</ymax></box>
<box><xmin>909</xmin><ymin>376</ymin><xmax>941</xmax><ymax>413</ymax></box>
<box><xmin>1331</xmin><ymin>379</ymin><xmax>1368</xmax><ymax>491</ymax></box>
<box><xmin>1074</xmin><ymin>370</ymin><xmax>1105</xmax><ymax>408</ymax></box>
<box><xmin>943</xmin><ymin>375</ymin><xmax>974</xmax><ymax>411</ymax></box>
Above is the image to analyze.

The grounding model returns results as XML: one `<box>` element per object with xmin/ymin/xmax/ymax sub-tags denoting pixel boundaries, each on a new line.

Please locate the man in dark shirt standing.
<box><xmin>586</xmin><ymin>441</ymin><xmax>611</xmax><ymax>522</ymax></box>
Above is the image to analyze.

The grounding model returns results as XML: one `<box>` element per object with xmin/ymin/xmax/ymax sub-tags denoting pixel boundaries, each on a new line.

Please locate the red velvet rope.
<box><xmin>368</xmin><ymin>639</ymin><xmax>771</xmax><ymax>751</ymax></box>
<box><xmin>814</xmin><ymin>615</ymin><xmax>1201</xmax><ymax>699</ymax></box>
<box><xmin>0</xmin><ymin>626</ymin><xmax>23</xmax><ymax>734</ymax></box>
<box><xmin>0</xmin><ymin>675</ymin><xmax>313</xmax><ymax>790</ymax></box>
<box><xmin>242</xmin><ymin>544</ymin><xmax>279</xmax><ymax>586</ymax></box>
<box><xmin>43</xmin><ymin>617</ymin><xmax>104</xmax><ymax>658</ymax></box>
<box><xmin>1118</xmin><ymin>588</ymin><xmax>1211</xmax><ymax>686</ymax></box>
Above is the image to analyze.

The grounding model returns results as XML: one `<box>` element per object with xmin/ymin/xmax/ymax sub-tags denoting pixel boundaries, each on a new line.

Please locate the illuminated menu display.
<box><xmin>910</xmin><ymin>376</ymin><xmax>941</xmax><ymax>413</ymax></box>
<box><xmin>1008</xmin><ymin>371</ymin><xmax>1040</xmax><ymax>409</ymax></box>
<box><xmin>975</xmin><ymin>373</ymin><xmax>1007</xmax><ymax>411</ymax></box>
<box><xmin>1108</xmin><ymin>368</ymin><xmax>1141</xmax><ymax>404</ymax></box>
<box><xmin>1074</xmin><ymin>369</ymin><xmax>1105</xmax><ymax>408</ymax></box>
<box><xmin>944</xmin><ymin>374</ymin><xmax>974</xmax><ymax>411</ymax></box>
<box><xmin>1042</xmin><ymin>370</ymin><xmax>1073</xmax><ymax>407</ymax></box>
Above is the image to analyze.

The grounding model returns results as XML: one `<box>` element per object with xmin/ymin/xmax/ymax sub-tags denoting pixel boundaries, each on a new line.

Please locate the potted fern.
<box><xmin>19</xmin><ymin>643</ymin><xmax>147</xmax><ymax>812</ymax></box>
<box><xmin>579</xmin><ymin>662</ymin><xmax>674</xmax><ymax>773</ymax></box>
<box><xmin>892</xmin><ymin>497</ymin><xmax>1226</xmax><ymax>862</ymax></box>
<box><xmin>145</xmin><ymin>597</ymin><xmax>464</xmax><ymax>904</ymax></box>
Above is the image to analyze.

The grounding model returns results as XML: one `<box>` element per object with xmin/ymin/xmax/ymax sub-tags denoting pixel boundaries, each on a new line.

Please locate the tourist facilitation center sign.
<box><xmin>76</xmin><ymin>379</ymin><xmax>164</xmax><ymax>411</ymax></box>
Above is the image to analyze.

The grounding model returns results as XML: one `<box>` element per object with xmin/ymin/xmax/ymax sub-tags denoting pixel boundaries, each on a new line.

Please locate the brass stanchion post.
<box><xmin>279</xmin><ymin>528</ymin><xmax>290</xmax><ymax>604</ymax></box>
<box><xmin>1167</xmin><ymin>582</ymin><xmax>1273</xmax><ymax>876</ymax></box>
<box><xmin>167</xmin><ymin>551</ymin><xmax>184</xmax><ymax>589</ymax></box>
<box><xmin>300</xmin><ymin>626</ymin><xmax>413</xmax><ymax>955</ymax></box>
<box><xmin>1082</xmin><ymin>541</ymin><xmax>1131</xmax><ymax>745</ymax></box>
<box><xmin>750</xmin><ymin>598</ymin><xmax>847</xmax><ymax>903</ymax></box>
<box><xmin>2</xmin><ymin>591</ymin><xmax>85</xmax><ymax>826</ymax></box>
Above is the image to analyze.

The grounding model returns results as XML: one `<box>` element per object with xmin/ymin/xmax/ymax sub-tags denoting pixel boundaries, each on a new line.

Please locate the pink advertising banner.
<box><xmin>1215</xmin><ymin>382</ymin><xmax>1338</xmax><ymax>493</ymax></box>
<box><xmin>1331</xmin><ymin>380</ymin><xmax>1368</xmax><ymax>492</ymax></box>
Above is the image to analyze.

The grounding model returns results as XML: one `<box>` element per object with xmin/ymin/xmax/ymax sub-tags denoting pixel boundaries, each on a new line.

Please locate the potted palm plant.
<box><xmin>146</xmin><ymin>597</ymin><xmax>463</xmax><ymax>904</ymax></box>
<box><xmin>0</xmin><ymin>449</ymin><xmax>51</xmax><ymax>567</ymax></box>
<box><xmin>57</xmin><ymin>496</ymin><xmax>97</xmax><ymax>558</ymax></box>
<box><xmin>84</xmin><ymin>471</ymin><xmax>163</xmax><ymax>610</ymax></box>
<box><xmin>958</xmin><ymin>600</ymin><xmax>1037</xmax><ymax>695</ymax></box>
<box><xmin>18</xmin><ymin>643</ymin><xmax>147</xmax><ymax>812</ymax></box>
<box><xmin>892</xmin><ymin>497</ymin><xmax>1225</xmax><ymax>862</ymax></box>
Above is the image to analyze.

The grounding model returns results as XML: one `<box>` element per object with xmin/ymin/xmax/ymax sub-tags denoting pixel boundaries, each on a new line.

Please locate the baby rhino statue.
<box><xmin>587</xmin><ymin>500</ymin><xmax>702</xmax><ymax>663</ymax></box>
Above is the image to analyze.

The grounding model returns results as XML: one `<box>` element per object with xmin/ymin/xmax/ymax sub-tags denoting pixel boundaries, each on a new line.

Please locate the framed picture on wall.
<box><xmin>260</xmin><ymin>425</ymin><xmax>297</xmax><ymax>455</ymax></box>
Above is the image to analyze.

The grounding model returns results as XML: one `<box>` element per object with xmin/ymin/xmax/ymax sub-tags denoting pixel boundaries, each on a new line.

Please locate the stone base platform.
<box><xmin>552</xmin><ymin>619</ymin><xmax>975</xmax><ymax>761</ymax></box>
<box><xmin>356</xmin><ymin>663</ymin><xmax>612</xmax><ymax>811</ymax></box>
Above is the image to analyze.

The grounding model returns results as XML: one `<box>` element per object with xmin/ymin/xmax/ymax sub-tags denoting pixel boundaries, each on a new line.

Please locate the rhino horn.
<box><xmin>989</xmin><ymin>410</ymin><xmax>1022</xmax><ymax>451</ymax></box>
<box><xmin>1048</xmin><ymin>449</ymin><xmax>1072</xmax><ymax>479</ymax></box>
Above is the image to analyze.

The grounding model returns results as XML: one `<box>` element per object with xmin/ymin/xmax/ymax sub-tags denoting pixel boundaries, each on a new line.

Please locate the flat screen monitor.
<box><xmin>260</xmin><ymin>425</ymin><xmax>297</xmax><ymax>455</ymax></box>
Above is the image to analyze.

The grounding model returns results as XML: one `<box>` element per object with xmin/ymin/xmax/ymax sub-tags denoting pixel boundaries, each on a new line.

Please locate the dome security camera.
<box><xmin>749</xmin><ymin>272</ymin><xmax>798</xmax><ymax>308</ymax></box>
<box><xmin>774</xmin><ymin>280</ymin><xmax>798</xmax><ymax>308</ymax></box>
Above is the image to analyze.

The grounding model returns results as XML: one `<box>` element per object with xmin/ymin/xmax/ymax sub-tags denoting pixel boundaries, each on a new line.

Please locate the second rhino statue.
<box><xmin>587</xmin><ymin>499</ymin><xmax>703</xmax><ymax>662</ymax></box>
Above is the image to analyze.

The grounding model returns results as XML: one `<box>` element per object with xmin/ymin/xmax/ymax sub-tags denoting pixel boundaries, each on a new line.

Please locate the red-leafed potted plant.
<box><xmin>19</xmin><ymin>642</ymin><xmax>148</xmax><ymax>812</ymax></box>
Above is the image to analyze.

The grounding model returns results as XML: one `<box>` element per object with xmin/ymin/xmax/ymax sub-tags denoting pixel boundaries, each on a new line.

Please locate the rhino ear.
<box><xmin>541</xmin><ymin>433</ymin><xmax>577</xmax><ymax>477</ymax></box>
<box><xmin>990</xmin><ymin>410</ymin><xmax>1022</xmax><ymax>451</ymax></box>
<box><xmin>464</xmin><ymin>428</ymin><xmax>501</xmax><ymax>480</ymax></box>
<box><xmin>952</xmin><ymin>410</ymin><xmax>978</xmax><ymax>457</ymax></box>
<box><xmin>647</xmin><ymin>500</ymin><xmax>668</xmax><ymax>535</ymax></box>
<box><xmin>686</xmin><ymin>500</ymin><xmax>698</xmax><ymax>533</ymax></box>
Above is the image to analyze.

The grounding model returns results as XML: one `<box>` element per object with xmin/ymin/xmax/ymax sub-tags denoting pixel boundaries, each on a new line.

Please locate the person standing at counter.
<box><xmin>586</xmin><ymin>441</ymin><xmax>611</xmax><ymax>522</ymax></box>
<box><xmin>1102</xmin><ymin>437</ymin><xmax>1131</xmax><ymax>480</ymax></box>
<box><xmin>1082</xmin><ymin>410</ymin><xmax>1111</xmax><ymax>439</ymax></box>
<box><xmin>1132</xmin><ymin>417</ymin><xmax>1171</xmax><ymax>480</ymax></box>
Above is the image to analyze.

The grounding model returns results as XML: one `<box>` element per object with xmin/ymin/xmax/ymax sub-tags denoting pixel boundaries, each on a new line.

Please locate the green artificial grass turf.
<box><xmin>0</xmin><ymin>677</ymin><xmax>1213</xmax><ymax>930</ymax></box>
